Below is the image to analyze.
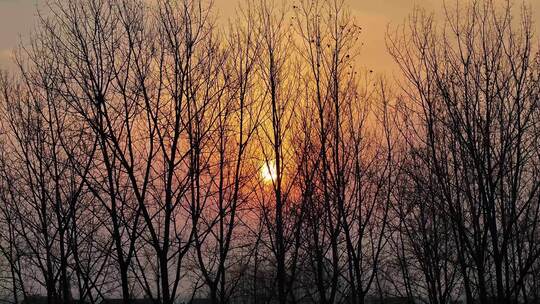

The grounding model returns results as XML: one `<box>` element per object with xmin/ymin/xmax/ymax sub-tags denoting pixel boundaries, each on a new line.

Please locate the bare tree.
<box><xmin>250</xmin><ymin>1</ymin><xmax>304</xmax><ymax>303</ymax></box>
<box><xmin>191</xmin><ymin>4</ymin><xmax>263</xmax><ymax>303</ymax></box>
<box><xmin>388</xmin><ymin>1</ymin><xmax>540</xmax><ymax>303</ymax></box>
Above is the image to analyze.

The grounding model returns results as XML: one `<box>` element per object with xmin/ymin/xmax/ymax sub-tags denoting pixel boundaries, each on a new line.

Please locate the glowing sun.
<box><xmin>261</xmin><ymin>160</ymin><xmax>277</xmax><ymax>183</ymax></box>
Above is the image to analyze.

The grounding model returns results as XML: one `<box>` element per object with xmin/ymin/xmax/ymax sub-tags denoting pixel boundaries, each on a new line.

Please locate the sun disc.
<box><xmin>261</xmin><ymin>160</ymin><xmax>277</xmax><ymax>183</ymax></box>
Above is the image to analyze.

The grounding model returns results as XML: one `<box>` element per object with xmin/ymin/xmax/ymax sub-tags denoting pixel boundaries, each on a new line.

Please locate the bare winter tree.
<box><xmin>293</xmin><ymin>2</ymin><xmax>398</xmax><ymax>304</ymax></box>
<box><xmin>17</xmin><ymin>1</ymin><xmax>222</xmax><ymax>303</ymax></box>
<box><xmin>250</xmin><ymin>1</ymin><xmax>304</xmax><ymax>303</ymax></box>
<box><xmin>0</xmin><ymin>34</ymin><xmax>101</xmax><ymax>304</ymax></box>
<box><xmin>388</xmin><ymin>1</ymin><xmax>540</xmax><ymax>303</ymax></box>
<box><xmin>191</xmin><ymin>4</ymin><xmax>263</xmax><ymax>303</ymax></box>
<box><xmin>0</xmin><ymin>73</ymin><xmax>28</xmax><ymax>304</ymax></box>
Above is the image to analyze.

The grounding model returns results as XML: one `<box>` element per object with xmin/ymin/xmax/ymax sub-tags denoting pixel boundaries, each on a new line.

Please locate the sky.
<box><xmin>0</xmin><ymin>0</ymin><xmax>539</xmax><ymax>76</ymax></box>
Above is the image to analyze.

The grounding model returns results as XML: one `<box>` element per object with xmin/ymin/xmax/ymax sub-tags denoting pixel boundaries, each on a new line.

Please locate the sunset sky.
<box><xmin>1</xmin><ymin>0</ymin><xmax>539</xmax><ymax>76</ymax></box>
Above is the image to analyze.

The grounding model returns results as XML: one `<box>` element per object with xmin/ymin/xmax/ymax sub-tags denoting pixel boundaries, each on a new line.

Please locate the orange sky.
<box><xmin>0</xmin><ymin>0</ymin><xmax>539</xmax><ymax>75</ymax></box>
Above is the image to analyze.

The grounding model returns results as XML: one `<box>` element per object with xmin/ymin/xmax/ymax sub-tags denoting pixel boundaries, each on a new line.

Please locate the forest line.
<box><xmin>0</xmin><ymin>1</ymin><xmax>539</xmax><ymax>304</ymax></box>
